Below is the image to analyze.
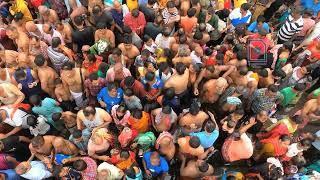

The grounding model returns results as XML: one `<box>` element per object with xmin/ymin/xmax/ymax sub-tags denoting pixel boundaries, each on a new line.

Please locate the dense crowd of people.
<box><xmin>0</xmin><ymin>0</ymin><xmax>320</xmax><ymax>179</ymax></box>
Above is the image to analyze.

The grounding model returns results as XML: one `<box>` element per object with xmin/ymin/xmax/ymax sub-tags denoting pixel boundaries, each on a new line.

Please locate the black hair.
<box><xmin>96</xmin><ymin>22</ymin><xmax>106</xmax><ymax>30</ymax></box>
<box><xmin>145</xmin><ymin>72</ymin><xmax>155</xmax><ymax>82</ymax></box>
<box><xmin>27</xmin><ymin>115</ymin><xmax>38</xmax><ymax>128</ymax></box>
<box><xmin>125</xmin><ymin>166</ymin><xmax>136</xmax><ymax>178</ymax></box>
<box><xmin>279</xmin><ymin>134</ymin><xmax>291</xmax><ymax>142</ymax></box>
<box><xmin>205</xmin><ymin>48</ymin><xmax>213</xmax><ymax>56</ymax></box>
<box><xmin>257</xmin><ymin>15</ymin><xmax>266</xmax><ymax>23</ymax></box>
<box><xmin>51</xmin><ymin>37</ymin><xmax>62</xmax><ymax>48</ymax></box>
<box><xmin>148</xmin><ymin>0</ymin><xmax>157</xmax><ymax>5</ymax></box>
<box><xmin>132</xmin><ymin>109</ymin><xmax>143</xmax><ymax>119</ymax></box>
<box><xmin>112</xmin><ymin>48</ymin><xmax>122</xmax><ymax>56</ymax></box>
<box><xmin>158</xmin><ymin>62</ymin><xmax>170</xmax><ymax>80</ymax></box>
<box><xmin>73</xmin><ymin>160</ymin><xmax>87</xmax><ymax>171</ymax></box>
<box><xmin>300</xmin><ymin>139</ymin><xmax>312</xmax><ymax>149</ymax></box>
<box><xmin>54</xmin><ymin>78</ymin><xmax>63</xmax><ymax>85</ymax></box>
<box><xmin>293</xmin><ymin>83</ymin><xmax>306</xmax><ymax>91</ymax></box>
<box><xmin>166</xmin><ymin>1</ymin><xmax>175</xmax><ymax>8</ymax></box>
<box><xmin>227</xmin><ymin>120</ymin><xmax>236</xmax><ymax>128</ymax></box>
<box><xmin>92</xmin><ymin>5</ymin><xmax>102</xmax><ymax>14</ymax></box>
<box><xmin>216</xmin><ymin>52</ymin><xmax>224</xmax><ymax>61</ymax></box>
<box><xmin>123</xmin><ymin>34</ymin><xmax>132</xmax><ymax>44</ymax></box>
<box><xmin>267</xmin><ymin>84</ymin><xmax>278</xmax><ymax>93</ymax></box>
<box><xmin>193</xmin><ymin>30</ymin><xmax>203</xmax><ymax>40</ymax></box>
<box><xmin>205</xmin><ymin>122</ymin><xmax>215</xmax><ymax>133</ymax></box>
<box><xmin>74</xmin><ymin>15</ymin><xmax>84</xmax><ymax>26</ymax></box>
<box><xmin>124</xmin><ymin>88</ymin><xmax>134</xmax><ymax>96</ymax></box>
<box><xmin>52</xmin><ymin>112</ymin><xmax>62</xmax><ymax>122</ymax></box>
<box><xmin>29</xmin><ymin>95</ymin><xmax>42</xmax><ymax>106</ymax></box>
<box><xmin>241</xmin><ymin>3</ymin><xmax>251</xmax><ymax>11</ymax></box>
<box><xmin>187</xmin><ymin>8</ymin><xmax>197</xmax><ymax>17</ymax></box>
<box><xmin>283</xmin><ymin>41</ymin><xmax>294</xmax><ymax>52</ymax></box>
<box><xmin>291</xmin><ymin>115</ymin><xmax>303</xmax><ymax>124</ymax></box>
<box><xmin>198</xmin><ymin>162</ymin><xmax>209</xmax><ymax>172</ymax></box>
<box><xmin>107</xmin><ymin>83</ymin><xmax>117</xmax><ymax>91</ymax></box>
<box><xmin>72</xmin><ymin>129</ymin><xmax>83</xmax><ymax>139</ymax></box>
<box><xmin>120</xmin><ymin>150</ymin><xmax>130</xmax><ymax>159</ymax></box>
<box><xmin>189</xmin><ymin>102</ymin><xmax>200</xmax><ymax>115</ymax></box>
<box><xmin>162</xmin><ymin>27</ymin><xmax>171</xmax><ymax>37</ymax></box>
<box><xmin>189</xmin><ymin>136</ymin><xmax>201</xmax><ymax>148</ymax></box>
<box><xmin>61</xmin><ymin>61</ymin><xmax>75</xmax><ymax>71</ymax></box>
<box><xmin>259</xmin><ymin>69</ymin><xmax>269</xmax><ymax>77</ymax></box>
<box><xmin>272</xmin><ymin>69</ymin><xmax>286</xmax><ymax>79</ymax></box>
<box><xmin>89</xmin><ymin>72</ymin><xmax>99</xmax><ymax>81</ymax></box>
<box><xmin>124</xmin><ymin>76</ymin><xmax>135</xmax><ymax>87</ymax></box>
<box><xmin>179</xmin><ymin>35</ymin><xmax>187</xmax><ymax>44</ymax></box>
<box><xmin>141</xmin><ymin>49</ymin><xmax>151</xmax><ymax>57</ymax></box>
<box><xmin>175</xmin><ymin>62</ymin><xmax>186</xmax><ymax>75</ymax></box>
<box><xmin>83</xmin><ymin>106</ymin><xmax>96</xmax><ymax>116</ymax></box>
<box><xmin>131</xmin><ymin>9</ymin><xmax>139</xmax><ymax>17</ymax></box>
<box><xmin>143</xmin><ymin>35</ymin><xmax>152</xmax><ymax>42</ymax></box>
<box><xmin>239</xmin><ymin>67</ymin><xmax>248</xmax><ymax>76</ymax></box>
<box><xmin>34</xmin><ymin>54</ymin><xmax>46</xmax><ymax>67</ymax></box>
<box><xmin>164</xmin><ymin>87</ymin><xmax>175</xmax><ymax>100</ymax></box>
<box><xmin>234</xmin><ymin>108</ymin><xmax>245</xmax><ymax>115</ymax></box>
<box><xmin>98</xmin><ymin>62</ymin><xmax>109</xmax><ymax>73</ymax></box>
<box><xmin>13</xmin><ymin>12</ymin><xmax>24</xmax><ymax>22</ymax></box>
<box><xmin>162</xmin><ymin>105</ymin><xmax>172</xmax><ymax>114</ymax></box>
<box><xmin>123</xmin><ymin>25</ymin><xmax>133</xmax><ymax>34</ymax></box>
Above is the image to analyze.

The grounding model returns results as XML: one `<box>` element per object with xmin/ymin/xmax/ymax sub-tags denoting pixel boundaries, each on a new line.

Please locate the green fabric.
<box><xmin>313</xmin><ymin>88</ymin><xmax>320</xmax><ymax>97</ymax></box>
<box><xmin>208</xmin><ymin>14</ymin><xmax>219</xmax><ymax>30</ymax></box>
<box><xmin>135</xmin><ymin>132</ymin><xmax>156</xmax><ymax>151</ymax></box>
<box><xmin>89</xmin><ymin>39</ymin><xmax>111</xmax><ymax>55</ymax></box>
<box><xmin>275</xmin><ymin>58</ymin><xmax>287</xmax><ymax>71</ymax></box>
<box><xmin>97</xmin><ymin>68</ymin><xmax>108</xmax><ymax>78</ymax></box>
<box><xmin>280</xmin><ymin>87</ymin><xmax>298</xmax><ymax>107</ymax></box>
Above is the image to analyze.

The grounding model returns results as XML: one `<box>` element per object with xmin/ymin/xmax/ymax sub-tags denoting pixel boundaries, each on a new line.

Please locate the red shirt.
<box><xmin>307</xmin><ymin>39</ymin><xmax>320</xmax><ymax>60</ymax></box>
<box><xmin>83</xmin><ymin>55</ymin><xmax>103</xmax><ymax>73</ymax></box>
<box><xmin>124</xmin><ymin>12</ymin><xmax>146</xmax><ymax>35</ymax></box>
<box><xmin>120</xmin><ymin>79</ymin><xmax>148</xmax><ymax>98</ymax></box>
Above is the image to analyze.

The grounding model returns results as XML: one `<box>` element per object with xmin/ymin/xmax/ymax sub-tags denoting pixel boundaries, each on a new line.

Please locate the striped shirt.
<box><xmin>278</xmin><ymin>15</ymin><xmax>304</xmax><ymax>41</ymax></box>
<box><xmin>162</xmin><ymin>8</ymin><xmax>180</xmax><ymax>25</ymax></box>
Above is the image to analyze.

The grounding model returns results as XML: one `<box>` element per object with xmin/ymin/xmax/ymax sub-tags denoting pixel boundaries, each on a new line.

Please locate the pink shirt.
<box><xmin>124</xmin><ymin>12</ymin><xmax>146</xmax><ymax>35</ymax></box>
<box><xmin>297</xmin><ymin>18</ymin><xmax>315</xmax><ymax>36</ymax></box>
<box><xmin>106</xmin><ymin>67</ymin><xmax>132</xmax><ymax>82</ymax></box>
<box><xmin>43</xmin><ymin>30</ymin><xmax>65</xmax><ymax>45</ymax></box>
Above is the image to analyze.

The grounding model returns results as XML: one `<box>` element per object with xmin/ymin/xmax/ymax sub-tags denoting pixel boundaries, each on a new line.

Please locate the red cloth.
<box><xmin>307</xmin><ymin>39</ymin><xmax>320</xmax><ymax>60</ymax></box>
<box><xmin>261</xmin><ymin>136</ymin><xmax>288</xmax><ymax>157</ymax></box>
<box><xmin>249</xmin><ymin>34</ymin><xmax>271</xmax><ymax>60</ymax></box>
<box><xmin>30</xmin><ymin>0</ymin><xmax>44</xmax><ymax>8</ymax></box>
<box><xmin>206</xmin><ymin>57</ymin><xmax>217</xmax><ymax>66</ymax></box>
<box><xmin>120</xmin><ymin>80</ymin><xmax>148</xmax><ymax>98</ymax></box>
<box><xmin>262</xmin><ymin>124</ymin><xmax>290</xmax><ymax>139</ymax></box>
<box><xmin>124</xmin><ymin>12</ymin><xmax>146</xmax><ymax>35</ymax></box>
<box><xmin>83</xmin><ymin>56</ymin><xmax>103</xmax><ymax>73</ymax></box>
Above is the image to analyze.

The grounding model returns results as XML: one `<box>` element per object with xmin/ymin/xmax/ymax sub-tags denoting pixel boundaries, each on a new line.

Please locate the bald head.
<box><xmin>195</xmin><ymin>46</ymin><xmax>203</xmax><ymax>56</ymax></box>
<box><xmin>38</xmin><ymin>6</ymin><xmax>49</xmax><ymax>15</ymax></box>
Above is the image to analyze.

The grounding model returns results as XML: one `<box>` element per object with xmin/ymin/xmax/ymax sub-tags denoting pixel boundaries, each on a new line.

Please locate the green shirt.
<box><xmin>280</xmin><ymin>87</ymin><xmax>297</xmax><ymax>107</ymax></box>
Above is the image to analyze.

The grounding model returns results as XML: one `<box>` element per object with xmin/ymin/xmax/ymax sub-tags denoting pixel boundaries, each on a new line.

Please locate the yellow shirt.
<box><xmin>10</xmin><ymin>0</ymin><xmax>33</xmax><ymax>22</ymax></box>
<box><xmin>233</xmin><ymin>0</ymin><xmax>247</xmax><ymax>8</ymax></box>
<box><xmin>126</xmin><ymin>0</ymin><xmax>138</xmax><ymax>11</ymax></box>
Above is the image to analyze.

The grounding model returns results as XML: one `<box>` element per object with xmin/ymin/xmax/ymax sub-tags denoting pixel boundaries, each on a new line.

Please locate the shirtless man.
<box><xmin>17</xmin><ymin>53</ymin><xmax>32</xmax><ymax>68</ymax></box>
<box><xmin>94</xmin><ymin>23</ymin><xmax>115</xmax><ymax>48</ymax></box>
<box><xmin>56</xmin><ymin>22</ymin><xmax>73</xmax><ymax>46</ymax></box>
<box><xmin>201</xmin><ymin>77</ymin><xmax>229</xmax><ymax>104</ymax></box>
<box><xmin>61</xmin><ymin>62</ymin><xmax>87</xmax><ymax>108</ymax></box>
<box><xmin>226</xmin><ymin>51</ymin><xmax>248</xmax><ymax>68</ymax></box>
<box><xmin>6</xmin><ymin>26</ymin><xmax>29</xmax><ymax>53</ymax></box>
<box><xmin>38</xmin><ymin>6</ymin><xmax>59</xmax><ymax>24</ymax></box>
<box><xmin>179</xmin><ymin>102</ymin><xmax>209</xmax><ymax>134</ymax></box>
<box><xmin>54</xmin><ymin>78</ymin><xmax>74</xmax><ymax>111</ymax></box>
<box><xmin>155</xmin><ymin>132</ymin><xmax>176</xmax><ymax>161</ymax></box>
<box><xmin>194</xmin><ymin>64</ymin><xmax>236</xmax><ymax>95</ymax></box>
<box><xmin>151</xmin><ymin>106</ymin><xmax>177</xmax><ymax>132</ymax></box>
<box><xmin>172</xmin><ymin>50</ymin><xmax>192</xmax><ymax>66</ymax></box>
<box><xmin>180</xmin><ymin>157</ymin><xmax>214</xmax><ymax>179</ymax></box>
<box><xmin>231</xmin><ymin>67</ymin><xmax>249</xmax><ymax>87</ymax></box>
<box><xmin>258</xmin><ymin>68</ymin><xmax>274</xmax><ymax>88</ymax></box>
<box><xmin>118</xmin><ymin>35</ymin><xmax>140</xmax><ymax>68</ymax></box>
<box><xmin>29</xmin><ymin>136</ymin><xmax>78</xmax><ymax>168</ymax></box>
<box><xmin>300</xmin><ymin>95</ymin><xmax>320</xmax><ymax>124</ymax></box>
<box><xmin>171</xmin><ymin>35</ymin><xmax>191</xmax><ymax>57</ymax></box>
<box><xmin>0</xmin><ymin>48</ymin><xmax>19</xmax><ymax>68</ymax></box>
<box><xmin>52</xmin><ymin>111</ymin><xmax>77</xmax><ymax>133</ymax></box>
<box><xmin>34</xmin><ymin>55</ymin><xmax>58</xmax><ymax>97</ymax></box>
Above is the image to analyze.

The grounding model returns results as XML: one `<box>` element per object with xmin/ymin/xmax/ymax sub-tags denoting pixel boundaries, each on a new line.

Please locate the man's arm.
<box><xmin>220</xmin><ymin>65</ymin><xmax>236</xmax><ymax>78</ymax></box>
<box><xmin>0</xmin><ymin>127</ymin><xmax>22</xmax><ymax>139</ymax></box>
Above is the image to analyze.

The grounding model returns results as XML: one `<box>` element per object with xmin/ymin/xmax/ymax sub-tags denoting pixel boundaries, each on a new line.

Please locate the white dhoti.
<box><xmin>70</xmin><ymin>90</ymin><xmax>86</xmax><ymax>108</ymax></box>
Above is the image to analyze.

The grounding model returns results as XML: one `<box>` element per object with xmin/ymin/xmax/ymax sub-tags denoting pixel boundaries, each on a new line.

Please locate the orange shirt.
<box><xmin>128</xmin><ymin>112</ymin><xmax>150</xmax><ymax>133</ymax></box>
<box><xmin>180</xmin><ymin>17</ymin><xmax>198</xmax><ymax>34</ymax></box>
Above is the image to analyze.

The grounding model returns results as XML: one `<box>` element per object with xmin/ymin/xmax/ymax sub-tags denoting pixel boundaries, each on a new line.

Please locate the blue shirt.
<box><xmin>97</xmin><ymin>87</ymin><xmax>123</xmax><ymax>112</ymax></box>
<box><xmin>143</xmin><ymin>152</ymin><xmax>169</xmax><ymax>177</ymax></box>
<box><xmin>190</xmin><ymin>130</ymin><xmax>219</xmax><ymax>149</ymax></box>
<box><xmin>0</xmin><ymin>169</ymin><xmax>20</xmax><ymax>180</ymax></box>
<box><xmin>229</xmin><ymin>8</ymin><xmax>252</xmax><ymax>27</ymax></box>
<box><xmin>32</xmin><ymin>98</ymin><xmax>63</xmax><ymax>130</ymax></box>
<box><xmin>248</xmin><ymin>22</ymin><xmax>270</xmax><ymax>33</ymax></box>
<box><xmin>301</xmin><ymin>0</ymin><xmax>320</xmax><ymax>16</ymax></box>
<box><xmin>142</xmin><ymin>77</ymin><xmax>164</xmax><ymax>89</ymax></box>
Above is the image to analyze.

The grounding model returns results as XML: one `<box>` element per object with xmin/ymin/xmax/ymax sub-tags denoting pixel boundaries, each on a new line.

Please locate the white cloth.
<box><xmin>29</xmin><ymin>116</ymin><xmax>50</xmax><ymax>136</ymax></box>
<box><xmin>267</xmin><ymin>157</ymin><xmax>284</xmax><ymax>175</ymax></box>
<box><xmin>97</xmin><ymin>162</ymin><xmax>124</xmax><ymax>180</ymax></box>
<box><xmin>1</xmin><ymin>106</ymin><xmax>29</xmax><ymax>128</ymax></box>
<box><xmin>70</xmin><ymin>90</ymin><xmax>85</xmax><ymax>108</ymax></box>
<box><xmin>190</xmin><ymin>51</ymin><xmax>202</xmax><ymax>64</ymax></box>
<box><xmin>21</xmin><ymin>161</ymin><xmax>52</xmax><ymax>180</ymax></box>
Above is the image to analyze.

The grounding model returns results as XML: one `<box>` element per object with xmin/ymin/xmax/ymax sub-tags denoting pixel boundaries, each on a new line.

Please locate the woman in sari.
<box><xmin>127</xmin><ymin>109</ymin><xmax>150</xmax><ymax>133</ymax></box>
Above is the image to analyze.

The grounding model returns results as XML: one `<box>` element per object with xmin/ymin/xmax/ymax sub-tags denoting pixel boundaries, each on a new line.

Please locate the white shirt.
<box><xmin>286</xmin><ymin>143</ymin><xmax>303</xmax><ymax>157</ymax></box>
<box><xmin>1</xmin><ymin>106</ymin><xmax>29</xmax><ymax>128</ymax></box>
<box><xmin>21</xmin><ymin>161</ymin><xmax>52</xmax><ymax>180</ymax></box>
<box><xmin>190</xmin><ymin>51</ymin><xmax>202</xmax><ymax>64</ymax></box>
<box><xmin>97</xmin><ymin>162</ymin><xmax>124</xmax><ymax>180</ymax></box>
<box><xmin>29</xmin><ymin>116</ymin><xmax>50</xmax><ymax>136</ymax></box>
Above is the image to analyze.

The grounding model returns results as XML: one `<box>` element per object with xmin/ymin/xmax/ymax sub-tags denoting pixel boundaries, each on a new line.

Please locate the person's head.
<box><xmin>283</xmin><ymin>41</ymin><xmax>294</xmax><ymax>52</ymax></box>
<box><xmin>233</xmin><ymin>108</ymin><xmax>245</xmax><ymax>120</ymax></box>
<box><xmin>268</xmin><ymin>165</ymin><xmax>283</xmax><ymax>180</ymax></box>
<box><xmin>196</xmin><ymin>160</ymin><xmax>209</xmax><ymax>173</ymax></box>
<box><xmin>216</xmin><ymin>77</ymin><xmax>228</xmax><ymax>95</ymax></box>
<box><xmin>114</xmin><ymin>62</ymin><xmax>124</xmax><ymax>74</ymax></box>
<box><xmin>164</xmin><ymin>87</ymin><xmax>175</xmax><ymax>99</ymax></box>
<box><xmin>34</xmin><ymin>54</ymin><xmax>46</xmax><ymax>67</ymax></box>
<box><xmin>87</xmin><ymin>54</ymin><xmax>97</xmax><ymax>64</ymax></box>
<box><xmin>145</xmin><ymin>71</ymin><xmax>156</xmax><ymax>82</ymax></box>
<box><xmin>144</xmin><ymin>62</ymin><xmax>156</xmax><ymax>73</ymax></box>
<box><xmin>293</xmin><ymin>83</ymin><xmax>306</xmax><ymax>92</ymax></box>
<box><xmin>150</xmin><ymin>151</ymin><xmax>160</xmax><ymax>165</ymax></box>
<box><xmin>162</xmin><ymin>105</ymin><xmax>172</xmax><ymax>115</ymax></box>
<box><xmin>113</xmin><ymin>0</ymin><xmax>122</xmax><ymax>12</ymax></box>
<box><xmin>52</xmin><ymin>37</ymin><xmax>62</xmax><ymax>48</ymax></box>
<box><xmin>116</xmin><ymin>104</ymin><xmax>127</xmax><ymax>117</ymax></box>
<box><xmin>299</xmin><ymin>138</ymin><xmax>312</xmax><ymax>150</ymax></box>
<box><xmin>187</xmin><ymin>8</ymin><xmax>197</xmax><ymax>18</ymax></box>
<box><xmin>189</xmin><ymin>63</ymin><xmax>201</xmax><ymax>73</ymax></box>
<box><xmin>257</xmin><ymin>15</ymin><xmax>266</xmax><ymax>27</ymax></box>
<box><xmin>166</xmin><ymin>1</ymin><xmax>176</xmax><ymax>12</ymax></box>
<box><xmin>158</xmin><ymin>62</ymin><xmax>170</xmax><ymax>75</ymax></box>
<box><xmin>15</xmin><ymin>161</ymin><xmax>31</xmax><ymax>175</ymax></box>
<box><xmin>303</xmin><ymin>9</ymin><xmax>313</xmax><ymax>18</ymax></box>
<box><xmin>83</xmin><ymin>106</ymin><xmax>97</xmax><ymax>119</ymax></box>
<box><xmin>13</xmin><ymin>12</ymin><xmax>24</xmax><ymax>24</ymax></box>
<box><xmin>143</xmin><ymin>35</ymin><xmax>153</xmax><ymax>46</ymax></box>
<box><xmin>61</xmin><ymin>61</ymin><xmax>75</xmax><ymax>77</ymax></box>
<box><xmin>239</xmin><ymin>67</ymin><xmax>248</xmax><ymax>76</ymax></box>
<box><xmin>72</xmin><ymin>129</ymin><xmax>83</xmax><ymax>142</ymax></box>
<box><xmin>162</xmin><ymin>27</ymin><xmax>171</xmax><ymax>37</ymax></box>
<box><xmin>124</xmin><ymin>88</ymin><xmax>134</xmax><ymax>100</ymax></box>
<box><xmin>155</xmin><ymin>15</ymin><xmax>163</xmax><ymax>25</ymax></box>
<box><xmin>73</xmin><ymin>160</ymin><xmax>87</xmax><ymax>172</ymax></box>
<box><xmin>258</xmin><ymin>28</ymin><xmax>268</xmax><ymax>37</ymax></box>
<box><xmin>52</xmin><ymin>112</ymin><xmax>62</xmax><ymax>123</ymax></box>
<box><xmin>256</xmin><ymin>110</ymin><xmax>268</xmax><ymax>123</ymax></box>
<box><xmin>175</xmin><ymin>62</ymin><xmax>186</xmax><ymax>75</ymax></box>
<box><xmin>29</xmin><ymin>95</ymin><xmax>42</xmax><ymax>106</ymax></box>
<box><xmin>189</xmin><ymin>101</ymin><xmax>200</xmax><ymax>115</ymax></box>
<box><xmin>290</xmin><ymin>115</ymin><xmax>303</xmax><ymax>125</ymax></box>
<box><xmin>272</xmin><ymin>69</ymin><xmax>286</xmax><ymax>80</ymax></box>
<box><xmin>26</xmin><ymin>115</ymin><xmax>38</xmax><ymax>128</ymax></box>
<box><xmin>88</xmin><ymin>73</ymin><xmax>99</xmax><ymax>86</ymax></box>
<box><xmin>291</xmin><ymin>6</ymin><xmax>303</xmax><ymax>19</ymax></box>
<box><xmin>131</xmin><ymin>8</ymin><xmax>140</xmax><ymax>18</ymax></box>
<box><xmin>96</xmin><ymin>22</ymin><xmax>106</xmax><ymax>30</ymax></box>
<box><xmin>125</xmin><ymin>165</ymin><xmax>138</xmax><ymax>179</ymax></box>
<box><xmin>74</xmin><ymin>15</ymin><xmax>85</xmax><ymax>27</ymax></box>
<box><xmin>124</xmin><ymin>76</ymin><xmax>135</xmax><ymax>88</ymax></box>
<box><xmin>38</xmin><ymin>5</ymin><xmax>50</xmax><ymax>16</ymax></box>
<box><xmin>259</xmin><ymin>68</ymin><xmax>269</xmax><ymax>78</ymax></box>
<box><xmin>6</xmin><ymin>26</ymin><xmax>18</xmax><ymax>40</ymax></box>
<box><xmin>204</xmin><ymin>121</ymin><xmax>215</xmax><ymax>133</ymax></box>
<box><xmin>92</xmin><ymin>5</ymin><xmax>102</xmax><ymax>16</ymax></box>
<box><xmin>98</xmin><ymin>62</ymin><xmax>108</xmax><ymax>74</ymax></box>
<box><xmin>141</xmin><ymin>49</ymin><xmax>151</xmax><ymax>60</ymax></box>
<box><xmin>120</xmin><ymin>150</ymin><xmax>130</xmax><ymax>160</ymax></box>
<box><xmin>279</xmin><ymin>134</ymin><xmax>291</xmax><ymax>147</ymax></box>
<box><xmin>29</xmin><ymin>34</ymin><xmax>41</xmax><ymax>47</ymax></box>
<box><xmin>193</xmin><ymin>30</ymin><xmax>203</xmax><ymax>41</ymax></box>
<box><xmin>112</xmin><ymin>48</ymin><xmax>122</xmax><ymax>62</ymax></box>
<box><xmin>107</xmin><ymin>83</ymin><xmax>118</xmax><ymax>97</ymax></box>
<box><xmin>132</xmin><ymin>109</ymin><xmax>143</xmax><ymax>119</ymax></box>
<box><xmin>123</xmin><ymin>35</ymin><xmax>133</xmax><ymax>49</ymax></box>
<box><xmin>31</xmin><ymin>136</ymin><xmax>45</xmax><ymax>150</ymax></box>
<box><xmin>54</xmin><ymin>78</ymin><xmax>63</xmax><ymax>88</ymax></box>
<box><xmin>14</xmin><ymin>68</ymin><xmax>27</xmax><ymax>81</ymax></box>
<box><xmin>189</xmin><ymin>136</ymin><xmax>201</xmax><ymax>148</ymax></box>
<box><xmin>266</xmin><ymin>84</ymin><xmax>278</xmax><ymax>97</ymax></box>
<box><xmin>240</xmin><ymin>3</ymin><xmax>251</xmax><ymax>16</ymax></box>
<box><xmin>42</xmin><ymin>24</ymin><xmax>53</xmax><ymax>35</ymax></box>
